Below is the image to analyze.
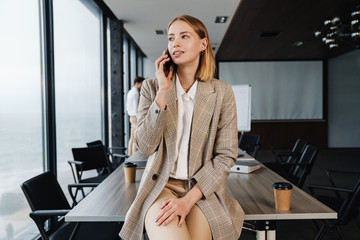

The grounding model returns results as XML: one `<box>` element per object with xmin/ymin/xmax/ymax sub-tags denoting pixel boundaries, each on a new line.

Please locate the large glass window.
<box><xmin>123</xmin><ymin>36</ymin><xmax>130</xmax><ymax>150</ymax></box>
<box><xmin>130</xmin><ymin>43</ymin><xmax>137</xmax><ymax>82</ymax></box>
<box><xmin>53</xmin><ymin>0</ymin><xmax>103</xmax><ymax>193</ymax></box>
<box><xmin>0</xmin><ymin>0</ymin><xmax>43</xmax><ymax>239</ymax></box>
<box><xmin>137</xmin><ymin>51</ymin><xmax>143</xmax><ymax>77</ymax></box>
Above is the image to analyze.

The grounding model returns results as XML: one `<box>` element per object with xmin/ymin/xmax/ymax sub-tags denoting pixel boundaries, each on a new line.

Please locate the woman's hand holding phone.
<box><xmin>154</xmin><ymin>50</ymin><xmax>173</xmax><ymax>110</ymax></box>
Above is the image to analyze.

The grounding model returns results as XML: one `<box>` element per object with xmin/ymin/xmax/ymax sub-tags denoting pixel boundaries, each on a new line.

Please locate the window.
<box><xmin>0</xmin><ymin>0</ymin><xmax>42</xmax><ymax>238</ymax></box>
<box><xmin>137</xmin><ymin>51</ymin><xmax>143</xmax><ymax>76</ymax></box>
<box><xmin>123</xmin><ymin>36</ymin><xmax>130</xmax><ymax>149</ymax></box>
<box><xmin>53</xmin><ymin>0</ymin><xmax>103</xmax><ymax>193</ymax></box>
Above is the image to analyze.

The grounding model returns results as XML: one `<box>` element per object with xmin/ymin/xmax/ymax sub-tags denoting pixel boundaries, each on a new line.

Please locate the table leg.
<box><xmin>256</xmin><ymin>230</ymin><xmax>266</xmax><ymax>240</ymax></box>
<box><xmin>267</xmin><ymin>230</ymin><xmax>276</xmax><ymax>240</ymax></box>
<box><xmin>254</xmin><ymin>220</ymin><xmax>277</xmax><ymax>240</ymax></box>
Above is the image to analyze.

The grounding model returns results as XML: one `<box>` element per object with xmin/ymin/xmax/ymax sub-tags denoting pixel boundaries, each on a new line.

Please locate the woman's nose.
<box><xmin>173</xmin><ymin>37</ymin><xmax>181</xmax><ymax>47</ymax></box>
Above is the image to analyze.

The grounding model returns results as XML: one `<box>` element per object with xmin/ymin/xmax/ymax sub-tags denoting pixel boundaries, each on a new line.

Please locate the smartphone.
<box><xmin>164</xmin><ymin>49</ymin><xmax>174</xmax><ymax>76</ymax></box>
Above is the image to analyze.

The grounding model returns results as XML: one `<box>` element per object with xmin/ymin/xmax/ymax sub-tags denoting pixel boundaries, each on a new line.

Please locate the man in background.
<box><xmin>126</xmin><ymin>76</ymin><xmax>145</xmax><ymax>155</ymax></box>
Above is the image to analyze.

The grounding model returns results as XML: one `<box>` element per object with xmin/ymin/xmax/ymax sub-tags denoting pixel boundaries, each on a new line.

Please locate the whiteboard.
<box><xmin>232</xmin><ymin>85</ymin><xmax>251</xmax><ymax>132</ymax></box>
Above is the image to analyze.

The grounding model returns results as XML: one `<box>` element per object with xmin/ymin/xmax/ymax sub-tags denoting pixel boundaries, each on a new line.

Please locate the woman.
<box><xmin>119</xmin><ymin>15</ymin><xmax>244</xmax><ymax>240</ymax></box>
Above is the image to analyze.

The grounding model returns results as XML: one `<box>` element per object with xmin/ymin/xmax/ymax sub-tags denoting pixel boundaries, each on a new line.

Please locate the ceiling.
<box><xmin>103</xmin><ymin>0</ymin><xmax>360</xmax><ymax>61</ymax></box>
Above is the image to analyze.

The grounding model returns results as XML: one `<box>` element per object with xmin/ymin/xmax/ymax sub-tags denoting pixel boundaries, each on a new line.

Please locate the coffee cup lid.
<box><xmin>124</xmin><ymin>162</ymin><xmax>137</xmax><ymax>167</ymax></box>
<box><xmin>272</xmin><ymin>182</ymin><xmax>293</xmax><ymax>190</ymax></box>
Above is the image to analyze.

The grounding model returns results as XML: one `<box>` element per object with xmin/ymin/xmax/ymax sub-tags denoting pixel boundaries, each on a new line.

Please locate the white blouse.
<box><xmin>170</xmin><ymin>75</ymin><xmax>198</xmax><ymax>180</ymax></box>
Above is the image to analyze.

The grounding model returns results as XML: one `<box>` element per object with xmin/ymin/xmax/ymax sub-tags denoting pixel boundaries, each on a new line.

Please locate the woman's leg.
<box><xmin>186</xmin><ymin>204</ymin><xmax>212</xmax><ymax>240</ymax></box>
<box><xmin>145</xmin><ymin>187</ymin><xmax>191</xmax><ymax>240</ymax></box>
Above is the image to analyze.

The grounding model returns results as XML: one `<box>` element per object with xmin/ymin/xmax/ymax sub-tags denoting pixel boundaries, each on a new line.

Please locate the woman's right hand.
<box><xmin>154</xmin><ymin>50</ymin><xmax>173</xmax><ymax>110</ymax></box>
<box><xmin>155</xmin><ymin>50</ymin><xmax>173</xmax><ymax>91</ymax></box>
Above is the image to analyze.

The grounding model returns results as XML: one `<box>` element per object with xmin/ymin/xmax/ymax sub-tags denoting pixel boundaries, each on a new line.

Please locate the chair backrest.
<box><xmin>21</xmin><ymin>171</ymin><xmax>70</xmax><ymax>216</ymax></box>
<box><xmin>338</xmin><ymin>178</ymin><xmax>360</xmax><ymax>225</ymax></box>
<box><xmin>289</xmin><ymin>145</ymin><xmax>318</xmax><ymax>188</ymax></box>
<box><xmin>286</xmin><ymin>138</ymin><xmax>308</xmax><ymax>163</ymax></box>
<box><xmin>72</xmin><ymin>145</ymin><xmax>111</xmax><ymax>172</ymax></box>
<box><xmin>238</xmin><ymin>134</ymin><xmax>260</xmax><ymax>157</ymax></box>
<box><xmin>86</xmin><ymin>139</ymin><xmax>104</xmax><ymax>147</ymax></box>
<box><xmin>21</xmin><ymin>171</ymin><xmax>71</xmax><ymax>240</ymax></box>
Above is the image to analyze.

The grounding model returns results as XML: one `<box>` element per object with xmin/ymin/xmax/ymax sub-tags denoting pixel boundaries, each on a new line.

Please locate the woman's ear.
<box><xmin>200</xmin><ymin>38</ymin><xmax>208</xmax><ymax>52</ymax></box>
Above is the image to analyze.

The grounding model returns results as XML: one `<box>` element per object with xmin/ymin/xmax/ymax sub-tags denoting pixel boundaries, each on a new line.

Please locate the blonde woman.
<box><xmin>119</xmin><ymin>15</ymin><xmax>244</xmax><ymax>240</ymax></box>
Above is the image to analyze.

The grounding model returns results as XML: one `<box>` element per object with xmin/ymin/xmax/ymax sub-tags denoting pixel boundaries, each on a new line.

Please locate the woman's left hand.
<box><xmin>155</xmin><ymin>197</ymin><xmax>192</xmax><ymax>227</ymax></box>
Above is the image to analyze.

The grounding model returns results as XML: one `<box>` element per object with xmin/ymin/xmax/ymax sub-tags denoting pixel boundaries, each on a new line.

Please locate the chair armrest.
<box><xmin>325</xmin><ymin>170</ymin><xmax>360</xmax><ymax>196</ymax></box>
<box><xmin>68</xmin><ymin>183</ymin><xmax>100</xmax><ymax>206</ymax></box>
<box><xmin>68</xmin><ymin>183</ymin><xmax>99</xmax><ymax>188</ymax></box>
<box><xmin>108</xmin><ymin>147</ymin><xmax>127</xmax><ymax>155</ymax></box>
<box><xmin>67</xmin><ymin>160</ymin><xmax>84</xmax><ymax>166</ymax></box>
<box><xmin>112</xmin><ymin>153</ymin><xmax>129</xmax><ymax>158</ymax></box>
<box><xmin>307</xmin><ymin>184</ymin><xmax>353</xmax><ymax>194</ymax></box>
<box><xmin>326</xmin><ymin>169</ymin><xmax>360</xmax><ymax>176</ymax></box>
<box><xmin>30</xmin><ymin>209</ymin><xmax>70</xmax><ymax>218</ymax></box>
<box><xmin>108</xmin><ymin>146</ymin><xmax>127</xmax><ymax>150</ymax></box>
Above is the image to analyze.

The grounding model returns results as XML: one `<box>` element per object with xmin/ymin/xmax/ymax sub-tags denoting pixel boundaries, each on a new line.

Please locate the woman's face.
<box><xmin>167</xmin><ymin>20</ymin><xmax>207</xmax><ymax>67</ymax></box>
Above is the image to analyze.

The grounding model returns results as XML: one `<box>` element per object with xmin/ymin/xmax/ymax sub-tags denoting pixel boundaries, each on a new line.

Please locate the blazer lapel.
<box><xmin>163</xmin><ymin>80</ymin><xmax>178</xmax><ymax>167</ymax></box>
<box><xmin>189</xmin><ymin>80</ymin><xmax>217</xmax><ymax>176</ymax></box>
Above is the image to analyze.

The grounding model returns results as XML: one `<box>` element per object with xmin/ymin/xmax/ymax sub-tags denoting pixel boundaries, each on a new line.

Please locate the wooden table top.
<box><xmin>65</xmin><ymin>161</ymin><xmax>336</xmax><ymax>222</ymax></box>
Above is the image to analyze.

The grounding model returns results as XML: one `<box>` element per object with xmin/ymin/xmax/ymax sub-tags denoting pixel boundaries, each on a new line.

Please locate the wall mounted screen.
<box><xmin>219</xmin><ymin>61</ymin><xmax>323</xmax><ymax>120</ymax></box>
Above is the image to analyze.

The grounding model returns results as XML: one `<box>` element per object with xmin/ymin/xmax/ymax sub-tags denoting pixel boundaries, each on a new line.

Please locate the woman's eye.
<box><xmin>168</xmin><ymin>37</ymin><xmax>174</xmax><ymax>41</ymax></box>
<box><xmin>182</xmin><ymin>35</ymin><xmax>189</xmax><ymax>39</ymax></box>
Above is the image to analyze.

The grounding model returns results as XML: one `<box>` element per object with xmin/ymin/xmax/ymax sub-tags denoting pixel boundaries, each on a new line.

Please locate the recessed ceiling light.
<box><xmin>215</xmin><ymin>16</ymin><xmax>228</xmax><ymax>23</ymax></box>
<box><xmin>155</xmin><ymin>29</ymin><xmax>165</xmax><ymax>35</ymax></box>
<box><xmin>292</xmin><ymin>41</ymin><xmax>304</xmax><ymax>47</ymax></box>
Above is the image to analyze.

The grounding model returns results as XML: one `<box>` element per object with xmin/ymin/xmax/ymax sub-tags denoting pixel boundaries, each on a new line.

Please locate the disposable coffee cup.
<box><xmin>273</xmin><ymin>182</ymin><xmax>293</xmax><ymax>211</ymax></box>
<box><xmin>124</xmin><ymin>162</ymin><xmax>137</xmax><ymax>183</ymax></box>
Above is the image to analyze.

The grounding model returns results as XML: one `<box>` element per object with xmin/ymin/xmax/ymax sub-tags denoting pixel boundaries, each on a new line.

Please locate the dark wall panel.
<box><xmin>244</xmin><ymin>121</ymin><xmax>328</xmax><ymax>149</ymax></box>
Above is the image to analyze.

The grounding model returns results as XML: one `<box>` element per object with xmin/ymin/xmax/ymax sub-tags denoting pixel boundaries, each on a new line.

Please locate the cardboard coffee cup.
<box><xmin>273</xmin><ymin>182</ymin><xmax>293</xmax><ymax>211</ymax></box>
<box><xmin>124</xmin><ymin>162</ymin><xmax>137</xmax><ymax>183</ymax></box>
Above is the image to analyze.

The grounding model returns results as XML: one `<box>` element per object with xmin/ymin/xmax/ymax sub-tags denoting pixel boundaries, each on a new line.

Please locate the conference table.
<box><xmin>65</xmin><ymin>155</ymin><xmax>336</xmax><ymax>240</ymax></box>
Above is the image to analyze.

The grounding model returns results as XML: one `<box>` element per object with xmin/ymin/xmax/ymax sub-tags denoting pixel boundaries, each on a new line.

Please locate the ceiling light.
<box><xmin>292</xmin><ymin>41</ymin><xmax>304</xmax><ymax>47</ymax></box>
<box><xmin>215</xmin><ymin>16</ymin><xmax>228</xmax><ymax>23</ymax></box>
<box><xmin>155</xmin><ymin>29</ymin><xmax>165</xmax><ymax>35</ymax></box>
<box><xmin>314</xmin><ymin>5</ymin><xmax>360</xmax><ymax>49</ymax></box>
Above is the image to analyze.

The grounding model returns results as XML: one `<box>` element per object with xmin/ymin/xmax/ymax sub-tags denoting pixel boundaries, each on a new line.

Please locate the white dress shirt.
<box><xmin>170</xmin><ymin>76</ymin><xmax>198</xmax><ymax>180</ymax></box>
<box><xmin>126</xmin><ymin>87</ymin><xmax>140</xmax><ymax>117</ymax></box>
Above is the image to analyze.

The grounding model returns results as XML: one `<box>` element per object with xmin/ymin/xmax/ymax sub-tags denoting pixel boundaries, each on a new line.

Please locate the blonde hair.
<box><xmin>168</xmin><ymin>15</ymin><xmax>216</xmax><ymax>81</ymax></box>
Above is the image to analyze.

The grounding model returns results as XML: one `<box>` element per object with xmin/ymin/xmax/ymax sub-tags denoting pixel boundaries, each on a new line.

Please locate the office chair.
<box><xmin>307</xmin><ymin>170</ymin><xmax>360</xmax><ymax>240</ymax></box>
<box><xmin>68</xmin><ymin>145</ymin><xmax>112</xmax><ymax>199</ymax></box>
<box><xmin>238</xmin><ymin>134</ymin><xmax>260</xmax><ymax>158</ymax></box>
<box><xmin>264</xmin><ymin>138</ymin><xmax>307</xmax><ymax>173</ymax></box>
<box><xmin>278</xmin><ymin>145</ymin><xmax>318</xmax><ymax>188</ymax></box>
<box><xmin>86</xmin><ymin>140</ymin><xmax>128</xmax><ymax>168</ymax></box>
<box><xmin>21</xmin><ymin>171</ymin><xmax>122</xmax><ymax>240</ymax></box>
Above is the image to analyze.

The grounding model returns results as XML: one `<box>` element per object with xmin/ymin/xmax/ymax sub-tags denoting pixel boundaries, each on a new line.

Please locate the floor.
<box><xmin>239</xmin><ymin>148</ymin><xmax>360</xmax><ymax>240</ymax></box>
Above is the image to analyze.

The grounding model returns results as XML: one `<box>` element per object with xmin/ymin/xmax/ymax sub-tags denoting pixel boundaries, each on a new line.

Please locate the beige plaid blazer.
<box><xmin>119</xmin><ymin>78</ymin><xmax>244</xmax><ymax>240</ymax></box>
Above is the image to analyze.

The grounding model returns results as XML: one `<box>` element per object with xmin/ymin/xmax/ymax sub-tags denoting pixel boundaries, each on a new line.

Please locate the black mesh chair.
<box><xmin>86</xmin><ymin>140</ymin><xmax>128</xmax><ymax>168</ymax></box>
<box><xmin>68</xmin><ymin>145</ymin><xmax>112</xmax><ymax>198</ymax></box>
<box><xmin>307</xmin><ymin>170</ymin><xmax>360</xmax><ymax>240</ymax></box>
<box><xmin>264</xmin><ymin>138</ymin><xmax>307</xmax><ymax>173</ymax></box>
<box><xmin>21</xmin><ymin>171</ymin><xmax>122</xmax><ymax>240</ymax></box>
<box><xmin>238</xmin><ymin>134</ymin><xmax>260</xmax><ymax>158</ymax></box>
<box><xmin>279</xmin><ymin>145</ymin><xmax>318</xmax><ymax>188</ymax></box>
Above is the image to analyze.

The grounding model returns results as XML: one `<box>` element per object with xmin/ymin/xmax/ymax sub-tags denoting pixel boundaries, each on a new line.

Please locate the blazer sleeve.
<box><xmin>134</xmin><ymin>79</ymin><xmax>167</xmax><ymax>156</ymax></box>
<box><xmin>192</xmin><ymin>83</ymin><xmax>238</xmax><ymax>199</ymax></box>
